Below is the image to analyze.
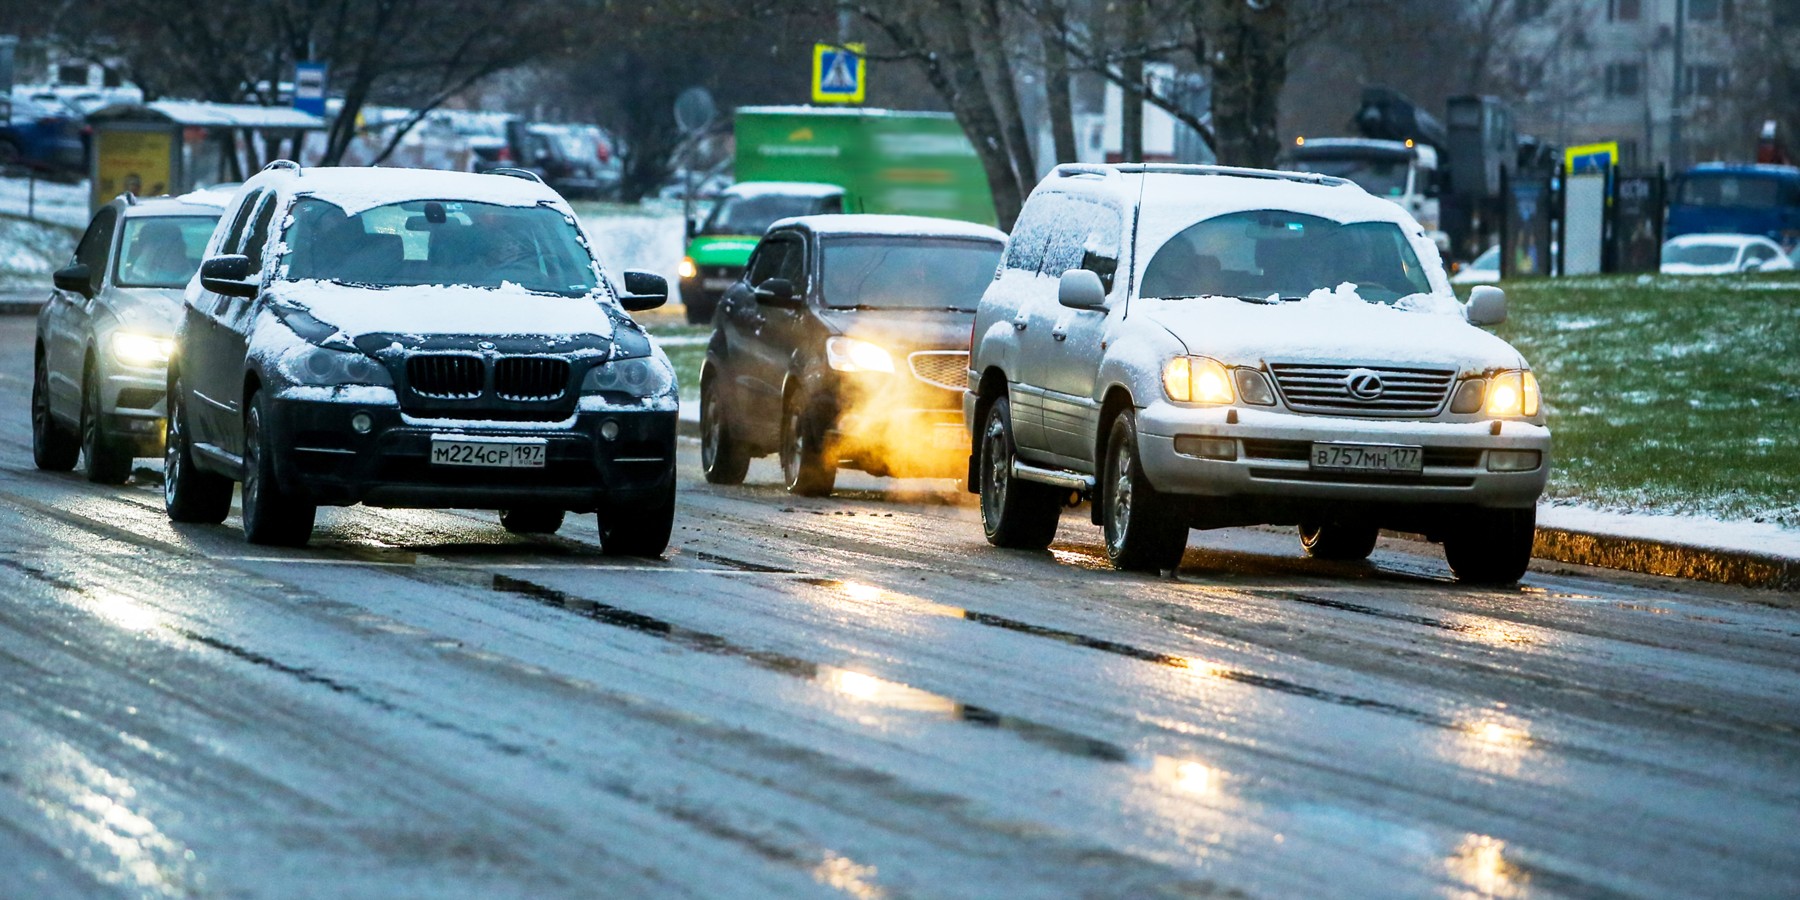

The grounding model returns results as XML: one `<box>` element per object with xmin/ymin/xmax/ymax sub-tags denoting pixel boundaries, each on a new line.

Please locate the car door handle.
<box><xmin>1051</xmin><ymin>328</ymin><xmax>1068</xmax><ymax>342</ymax></box>
<box><xmin>1012</xmin><ymin>313</ymin><xmax>1029</xmax><ymax>331</ymax></box>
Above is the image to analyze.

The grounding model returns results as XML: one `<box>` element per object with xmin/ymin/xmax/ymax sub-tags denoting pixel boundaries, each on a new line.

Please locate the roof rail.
<box><xmin>1055</xmin><ymin>161</ymin><xmax>1350</xmax><ymax>188</ymax></box>
<box><xmin>119</xmin><ymin>191</ymin><xmax>137</xmax><ymax>206</ymax></box>
<box><xmin>1052</xmin><ymin>163</ymin><xmax>1121</xmax><ymax>179</ymax></box>
<box><xmin>487</xmin><ymin>167</ymin><xmax>545</xmax><ymax>184</ymax></box>
<box><xmin>261</xmin><ymin>159</ymin><xmax>302</xmax><ymax>175</ymax></box>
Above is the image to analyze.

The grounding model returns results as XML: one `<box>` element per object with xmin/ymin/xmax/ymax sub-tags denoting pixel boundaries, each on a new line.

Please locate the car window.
<box><xmin>279</xmin><ymin>198</ymin><xmax>600</xmax><ymax>296</ymax></box>
<box><xmin>1662</xmin><ymin>242</ymin><xmax>1736</xmax><ymax>266</ymax></box>
<box><xmin>822</xmin><ymin>237</ymin><xmax>1003</xmax><ymax>311</ymax></box>
<box><xmin>1042</xmin><ymin>198</ymin><xmax>1122</xmax><ymax>284</ymax></box>
<box><xmin>1005</xmin><ymin>195</ymin><xmax>1054</xmax><ymax>273</ymax></box>
<box><xmin>242</xmin><ymin>195</ymin><xmax>280</xmax><ymax>272</ymax></box>
<box><xmin>219</xmin><ymin>190</ymin><xmax>262</xmax><ymax>256</ymax></box>
<box><xmin>1746</xmin><ymin>244</ymin><xmax>1776</xmax><ymax>262</ymax></box>
<box><xmin>73</xmin><ymin>207</ymin><xmax>120</xmax><ymax>293</ymax></box>
<box><xmin>704</xmin><ymin>194</ymin><xmax>836</xmax><ymax>237</ymax></box>
<box><xmin>114</xmin><ymin>215</ymin><xmax>221</xmax><ymax>289</ymax></box>
<box><xmin>746</xmin><ymin>238</ymin><xmax>790</xmax><ymax>285</ymax></box>
<box><xmin>1141</xmin><ymin>210</ymin><xmax>1432</xmax><ymax>304</ymax></box>
<box><xmin>774</xmin><ymin>235</ymin><xmax>808</xmax><ymax>292</ymax></box>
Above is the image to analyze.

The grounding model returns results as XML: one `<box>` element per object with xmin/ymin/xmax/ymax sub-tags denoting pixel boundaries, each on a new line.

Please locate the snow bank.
<box><xmin>1538</xmin><ymin>504</ymin><xmax>1800</xmax><ymax>559</ymax></box>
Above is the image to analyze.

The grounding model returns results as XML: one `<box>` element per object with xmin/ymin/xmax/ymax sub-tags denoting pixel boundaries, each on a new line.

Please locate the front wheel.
<box><xmin>32</xmin><ymin>350</ymin><xmax>79</xmax><ymax>471</ymax></box>
<box><xmin>700</xmin><ymin>371</ymin><xmax>749</xmax><ymax>485</ymax></box>
<box><xmin>163</xmin><ymin>382</ymin><xmax>232</xmax><ymax>524</ymax></box>
<box><xmin>977</xmin><ymin>395</ymin><xmax>1061</xmax><ymax>549</ymax></box>
<box><xmin>499</xmin><ymin>508</ymin><xmax>566</xmax><ymax>534</ymax></box>
<box><xmin>1298</xmin><ymin>522</ymin><xmax>1379</xmax><ymax>561</ymax></box>
<box><xmin>81</xmin><ymin>366</ymin><xmax>134</xmax><ymax>485</ymax></box>
<box><xmin>779</xmin><ymin>389</ymin><xmax>836</xmax><ymax>497</ymax></box>
<box><xmin>241</xmin><ymin>391</ymin><xmax>316</xmax><ymax>546</ymax></box>
<box><xmin>1101</xmin><ymin>411</ymin><xmax>1189</xmax><ymax>572</ymax></box>
<box><xmin>598</xmin><ymin>477</ymin><xmax>676</xmax><ymax>557</ymax></box>
<box><xmin>1443</xmin><ymin>508</ymin><xmax>1536</xmax><ymax>585</ymax></box>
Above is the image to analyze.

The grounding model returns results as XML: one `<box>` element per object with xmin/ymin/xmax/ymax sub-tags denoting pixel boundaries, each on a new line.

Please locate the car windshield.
<box><xmin>1674</xmin><ymin>174</ymin><xmax>1797</xmax><ymax>209</ymax></box>
<box><xmin>280</xmin><ymin>198</ymin><xmax>599</xmax><ymax>296</ymax></box>
<box><xmin>822</xmin><ymin>237</ymin><xmax>1002</xmax><ymax>311</ymax></box>
<box><xmin>1663</xmin><ymin>242</ymin><xmax>1739</xmax><ymax>266</ymax></box>
<box><xmin>1469</xmin><ymin>245</ymin><xmax>1500</xmax><ymax>270</ymax></box>
<box><xmin>1293</xmin><ymin>156</ymin><xmax>1411</xmax><ymax>197</ymax></box>
<box><xmin>703</xmin><ymin>193</ymin><xmax>838</xmax><ymax>236</ymax></box>
<box><xmin>113</xmin><ymin>215</ymin><xmax>221</xmax><ymax>288</ymax></box>
<box><xmin>1141</xmin><ymin>210</ymin><xmax>1433</xmax><ymax>304</ymax></box>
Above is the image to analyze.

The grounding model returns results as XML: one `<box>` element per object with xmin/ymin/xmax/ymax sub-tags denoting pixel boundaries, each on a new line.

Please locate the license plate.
<box><xmin>702</xmin><ymin>278</ymin><xmax>736</xmax><ymax>291</ymax></box>
<box><xmin>1310</xmin><ymin>442</ymin><xmax>1423</xmax><ymax>474</ymax></box>
<box><xmin>931</xmin><ymin>425</ymin><xmax>968</xmax><ymax>450</ymax></box>
<box><xmin>430</xmin><ymin>436</ymin><xmax>548</xmax><ymax>468</ymax></box>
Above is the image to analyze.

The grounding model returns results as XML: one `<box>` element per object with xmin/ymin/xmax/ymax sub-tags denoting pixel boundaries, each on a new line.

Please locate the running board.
<box><xmin>1011</xmin><ymin>461</ymin><xmax>1095</xmax><ymax>492</ymax></box>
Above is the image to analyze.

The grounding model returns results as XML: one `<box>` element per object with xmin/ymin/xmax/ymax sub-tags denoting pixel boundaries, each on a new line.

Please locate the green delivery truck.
<box><xmin>678</xmin><ymin>105</ymin><xmax>997</xmax><ymax>323</ymax></box>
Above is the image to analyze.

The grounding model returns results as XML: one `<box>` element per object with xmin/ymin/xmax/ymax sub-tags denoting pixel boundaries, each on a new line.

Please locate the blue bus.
<box><xmin>1666</xmin><ymin>163</ymin><xmax>1800</xmax><ymax>249</ymax></box>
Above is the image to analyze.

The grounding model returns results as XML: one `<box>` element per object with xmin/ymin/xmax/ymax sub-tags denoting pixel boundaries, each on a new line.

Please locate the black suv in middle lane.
<box><xmin>699</xmin><ymin>214</ymin><xmax>1006</xmax><ymax>496</ymax></box>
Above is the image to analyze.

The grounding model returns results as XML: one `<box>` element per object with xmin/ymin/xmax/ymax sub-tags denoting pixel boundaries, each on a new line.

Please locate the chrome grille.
<box><xmin>495</xmin><ymin>357</ymin><xmax>569</xmax><ymax>401</ymax></box>
<box><xmin>1269</xmin><ymin>363</ymin><xmax>1455</xmax><ymax>417</ymax></box>
<box><xmin>407</xmin><ymin>355</ymin><xmax>484</xmax><ymax>399</ymax></box>
<box><xmin>908</xmin><ymin>351</ymin><xmax>968</xmax><ymax>392</ymax></box>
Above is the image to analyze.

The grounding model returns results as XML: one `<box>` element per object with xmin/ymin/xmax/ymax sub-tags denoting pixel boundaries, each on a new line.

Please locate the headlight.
<box><xmin>111</xmin><ymin>332</ymin><xmax>174</xmax><ymax>367</ymax></box>
<box><xmin>582</xmin><ymin>355</ymin><xmax>676</xmax><ymax>397</ymax></box>
<box><xmin>1233</xmin><ymin>368</ymin><xmax>1276</xmax><ymax>406</ymax></box>
<box><xmin>825</xmin><ymin>336</ymin><xmax>894</xmax><ymax>373</ymax></box>
<box><xmin>1484</xmin><ymin>370</ymin><xmax>1541</xmax><ymax>418</ymax></box>
<box><xmin>275</xmin><ymin>343</ymin><xmax>392</xmax><ymax>387</ymax></box>
<box><xmin>1163</xmin><ymin>357</ymin><xmax>1233</xmax><ymax>404</ymax></box>
<box><xmin>677</xmin><ymin>257</ymin><xmax>698</xmax><ymax>280</ymax></box>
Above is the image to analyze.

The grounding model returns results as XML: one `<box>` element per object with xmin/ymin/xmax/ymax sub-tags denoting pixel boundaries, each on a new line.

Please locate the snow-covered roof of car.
<box><xmin>121</xmin><ymin>194</ymin><xmax>229</xmax><ymax>216</ymax></box>
<box><xmin>720</xmin><ymin>181</ymin><xmax>845</xmax><ymax>199</ymax></box>
<box><xmin>775</xmin><ymin>214</ymin><xmax>1005</xmax><ymax>242</ymax></box>
<box><xmin>250</xmin><ymin>165</ymin><xmax>568</xmax><ymax>215</ymax></box>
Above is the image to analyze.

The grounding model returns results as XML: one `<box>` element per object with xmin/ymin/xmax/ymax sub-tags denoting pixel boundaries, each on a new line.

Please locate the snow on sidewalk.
<box><xmin>1538</xmin><ymin>504</ymin><xmax>1800</xmax><ymax>562</ymax></box>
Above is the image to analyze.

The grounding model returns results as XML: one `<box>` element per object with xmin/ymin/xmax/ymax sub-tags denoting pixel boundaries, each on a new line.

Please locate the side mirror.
<box><xmin>200</xmin><ymin>254</ymin><xmax>259</xmax><ymax>298</ymax></box>
<box><xmin>1058</xmin><ymin>268</ymin><xmax>1107</xmax><ymax>310</ymax></box>
<box><xmin>1465</xmin><ymin>285</ymin><xmax>1507</xmax><ymax>327</ymax></box>
<box><xmin>685</xmin><ymin>218</ymin><xmax>699</xmax><ymax>240</ymax></box>
<box><xmin>619</xmin><ymin>269</ymin><xmax>668</xmax><ymax>312</ymax></box>
<box><xmin>753</xmin><ymin>277</ymin><xmax>799</xmax><ymax>307</ymax></box>
<box><xmin>53</xmin><ymin>263</ymin><xmax>92</xmax><ymax>296</ymax></box>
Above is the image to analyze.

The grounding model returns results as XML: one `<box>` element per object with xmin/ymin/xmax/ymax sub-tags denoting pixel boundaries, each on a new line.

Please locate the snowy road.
<box><xmin>0</xmin><ymin>317</ymin><xmax>1796</xmax><ymax>898</ymax></box>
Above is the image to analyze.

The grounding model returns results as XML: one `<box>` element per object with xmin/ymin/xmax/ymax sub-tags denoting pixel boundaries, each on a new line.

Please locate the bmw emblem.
<box><xmin>478</xmin><ymin>340</ymin><xmax>497</xmax><ymax>351</ymax></box>
<box><xmin>1345</xmin><ymin>368</ymin><xmax>1385</xmax><ymax>401</ymax></box>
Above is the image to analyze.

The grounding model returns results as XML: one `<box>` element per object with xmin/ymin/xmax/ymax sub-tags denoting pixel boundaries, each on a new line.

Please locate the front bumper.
<box><xmin>99</xmin><ymin>362</ymin><xmax>169</xmax><ymax>457</ymax></box>
<box><xmin>267</xmin><ymin>388</ymin><xmax>676</xmax><ymax>511</ymax></box>
<box><xmin>1137</xmin><ymin>402</ymin><xmax>1550</xmax><ymax>524</ymax></box>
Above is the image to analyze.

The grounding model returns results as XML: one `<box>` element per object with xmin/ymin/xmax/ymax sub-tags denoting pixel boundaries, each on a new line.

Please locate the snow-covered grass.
<box><xmin>0</xmin><ymin>213</ymin><xmax>77</xmax><ymax>290</ymax></box>
<box><xmin>0</xmin><ymin>175</ymin><xmax>91</xmax><ymax>228</ymax></box>
<box><xmin>1486</xmin><ymin>272</ymin><xmax>1800</xmax><ymax>525</ymax></box>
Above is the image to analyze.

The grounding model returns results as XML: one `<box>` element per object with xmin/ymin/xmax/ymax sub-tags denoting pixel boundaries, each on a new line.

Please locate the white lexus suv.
<box><xmin>966</xmin><ymin>164</ymin><xmax>1549</xmax><ymax>584</ymax></box>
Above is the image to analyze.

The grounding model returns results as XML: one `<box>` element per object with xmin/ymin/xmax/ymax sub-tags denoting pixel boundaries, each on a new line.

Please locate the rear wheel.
<box><xmin>1101</xmin><ymin>411</ymin><xmax>1189</xmax><ymax>572</ymax></box>
<box><xmin>163</xmin><ymin>380</ymin><xmax>232</xmax><ymax>524</ymax></box>
<box><xmin>32</xmin><ymin>350</ymin><xmax>79</xmax><ymax>471</ymax></box>
<box><xmin>598</xmin><ymin>476</ymin><xmax>675</xmax><ymax>557</ymax></box>
<box><xmin>779</xmin><ymin>388</ymin><xmax>836</xmax><ymax>497</ymax></box>
<box><xmin>977</xmin><ymin>396</ymin><xmax>1061</xmax><ymax>549</ymax></box>
<box><xmin>1443</xmin><ymin>508</ymin><xmax>1536</xmax><ymax>585</ymax></box>
<box><xmin>499</xmin><ymin>508</ymin><xmax>566</xmax><ymax>534</ymax></box>
<box><xmin>1298</xmin><ymin>522</ymin><xmax>1379</xmax><ymax>561</ymax></box>
<box><xmin>81</xmin><ymin>364</ymin><xmax>134</xmax><ymax>485</ymax></box>
<box><xmin>241</xmin><ymin>391</ymin><xmax>316</xmax><ymax>546</ymax></box>
<box><xmin>700</xmin><ymin>370</ymin><xmax>749</xmax><ymax>485</ymax></box>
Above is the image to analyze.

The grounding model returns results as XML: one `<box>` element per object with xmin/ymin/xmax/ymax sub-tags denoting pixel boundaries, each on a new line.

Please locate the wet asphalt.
<box><xmin>0</xmin><ymin>317</ymin><xmax>1796</xmax><ymax>899</ymax></box>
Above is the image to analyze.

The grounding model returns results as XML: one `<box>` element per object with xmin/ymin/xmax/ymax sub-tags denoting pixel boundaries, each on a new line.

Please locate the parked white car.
<box><xmin>966</xmin><ymin>163</ymin><xmax>1550</xmax><ymax>583</ymax></box>
<box><xmin>1660</xmin><ymin>234</ymin><xmax>1795</xmax><ymax>275</ymax></box>
<box><xmin>1450</xmin><ymin>245</ymin><xmax>1500</xmax><ymax>285</ymax></box>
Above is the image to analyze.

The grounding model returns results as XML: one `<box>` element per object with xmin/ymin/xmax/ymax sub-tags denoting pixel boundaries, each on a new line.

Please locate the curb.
<box><xmin>676</xmin><ymin>407</ymin><xmax>1799</xmax><ymax>591</ymax></box>
<box><xmin>0</xmin><ymin>298</ymin><xmax>43</xmax><ymax>315</ymax></box>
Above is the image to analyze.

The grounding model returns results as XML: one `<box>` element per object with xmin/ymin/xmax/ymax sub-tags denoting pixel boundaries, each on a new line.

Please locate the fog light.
<box><xmin>350</xmin><ymin>412</ymin><xmax>373</xmax><ymax>434</ymax></box>
<box><xmin>600</xmin><ymin>419</ymin><xmax>620</xmax><ymax>441</ymax></box>
<box><xmin>1487</xmin><ymin>449</ymin><xmax>1541</xmax><ymax>472</ymax></box>
<box><xmin>1173</xmin><ymin>435</ymin><xmax>1237</xmax><ymax>460</ymax></box>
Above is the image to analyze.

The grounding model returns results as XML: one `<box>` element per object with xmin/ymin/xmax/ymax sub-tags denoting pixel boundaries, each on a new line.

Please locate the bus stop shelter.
<box><xmin>85</xmin><ymin>101</ymin><xmax>326</xmax><ymax>211</ymax></box>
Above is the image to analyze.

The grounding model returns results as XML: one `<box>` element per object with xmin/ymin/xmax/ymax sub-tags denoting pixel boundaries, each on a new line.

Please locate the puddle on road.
<box><xmin>489</xmin><ymin>574</ymin><xmax>1131</xmax><ymax>764</ymax></box>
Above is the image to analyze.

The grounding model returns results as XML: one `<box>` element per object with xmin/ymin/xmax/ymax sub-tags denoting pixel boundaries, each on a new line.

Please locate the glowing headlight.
<box><xmin>1163</xmin><ymin>357</ymin><xmax>1234</xmax><ymax>404</ymax></box>
<box><xmin>677</xmin><ymin>257</ymin><xmax>698</xmax><ymax>280</ymax></box>
<box><xmin>111</xmin><ymin>332</ymin><xmax>174</xmax><ymax>367</ymax></box>
<box><xmin>275</xmin><ymin>344</ymin><xmax>392</xmax><ymax>387</ymax></box>
<box><xmin>582</xmin><ymin>355</ymin><xmax>676</xmax><ymax>397</ymax></box>
<box><xmin>825</xmin><ymin>336</ymin><xmax>894</xmax><ymax>373</ymax></box>
<box><xmin>1485</xmin><ymin>370</ymin><xmax>1541</xmax><ymax>418</ymax></box>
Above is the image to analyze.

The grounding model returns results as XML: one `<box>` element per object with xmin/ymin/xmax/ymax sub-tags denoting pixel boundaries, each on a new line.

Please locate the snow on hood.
<box><xmin>273</xmin><ymin>280</ymin><xmax>616</xmax><ymax>340</ymax></box>
<box><xmin>1140</xmin><ymin>286</ymin><xmax>1525</xmax><ymax>372</ymax></box>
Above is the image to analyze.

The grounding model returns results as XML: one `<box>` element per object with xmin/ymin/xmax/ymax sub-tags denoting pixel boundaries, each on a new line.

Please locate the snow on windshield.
<box><xmin>279</xmin><ymin>198</ymin><xmax>600</xmax><ymax>296</ymax></box>
<box><xmin>1661</xmin><ymin>242</ymin><xmax>1739</xmax><ymax>267</ymax></box>
<box><xmin>822</xmin><ymin>237</ymin><xmax>1002</xmax><ymax>311</ymax></box>
<box><xmin>1140</xmin><ymin>210</ymin><xmax>1432</xmax><ymax>304</ymax></box>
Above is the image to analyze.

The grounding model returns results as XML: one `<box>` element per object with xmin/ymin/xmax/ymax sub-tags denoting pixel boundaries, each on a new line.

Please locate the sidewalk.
<box><xmin>671</xmin><ymin>406</ymin><xmax>1799</xmax><ymax>591</ymax></box>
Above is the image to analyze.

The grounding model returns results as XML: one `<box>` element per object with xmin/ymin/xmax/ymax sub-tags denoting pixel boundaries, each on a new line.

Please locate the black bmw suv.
<box><xmin>164</xmin><ymin>162</ymin><xmax>679</xmax><ymax>551</ymax></box>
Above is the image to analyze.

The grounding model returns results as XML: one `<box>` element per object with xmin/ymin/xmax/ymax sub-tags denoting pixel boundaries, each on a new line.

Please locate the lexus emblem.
<box><xmin>1345</xmin><ymin>368</ymin><xmax>1385</xmax><ymax>401</ymax></box>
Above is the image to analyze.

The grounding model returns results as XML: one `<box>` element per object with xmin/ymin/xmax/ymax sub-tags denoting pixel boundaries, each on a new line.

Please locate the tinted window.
<box><xmin>1141</xmin><ymin>210</ymin><xmax>1432</xmax><ymax>304</ymax></box>
<box><xmin>747</xmin><ymin>239</ymin><xmax>791</xmax><ymax>284</ymax></box>
<box><xmin>220</xmin><ymin>191</ymin><xmax>261</xmax><ymax>255</ymax></box>
<box><xmin>773</xmin><ymin>236</ymin><xmax>808</xmax><ymax>291</ymax></box>
<box><xmin>74</xmin><ymin>208</ymin><xmax>119</xmax><ymax>293</ymax></box>
<box><xmin>242</xmin><ymin>195</ymin><xmax>279</xmax><ymax>271</ymax></box>
<box><xmin>114</xmin><ymin>215</ymin><xmax>221</xmax><ymax>288</ymax></box>
<box><xmin>280</xmin><ymin>199</ymin><xmax>599</xmax><ymax>296</ymax></box>
<box><xmin>1662</xmin><ymin>242</ymin><xmax>1738</xmax><ymax>266</ymax></box>
<box><xmin>702</xmin><ymin>193</ymin><xmax>840</xmax><ymax>236</ymax></box>
<box><xmin>1675</xmin><ymin>174</ymin><xmax>1800</xmax><ymax>209</ymax></box>
<box><xmin>822</xmin><ymin>237</ymin><xmax>1003</xmax><ymax>311</ymax></box>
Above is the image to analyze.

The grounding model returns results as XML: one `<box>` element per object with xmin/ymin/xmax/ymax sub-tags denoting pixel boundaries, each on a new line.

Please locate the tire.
<box><xmin>163</xmin><ymin>381</ymin><xmax>232</xmax><ymax>524</ymax></box>
<box><xmin>699</xmin><ymin>370</ymin><xmax>749</xmax><ymax>485</ymax></box>
<box><xmin>81</xmin><ymin>365</ymin><xmax>134</xmax><ymax>485</ymax></box>
<box><xmin>779</xmin><ymin>388</ymin><xmax>836</xmax><ymax>497</ymax></box>
<box><xmin>1100</xmin><ymin>411</ymin><xmax>1189</xmax><ymax>572</ymax></box>
<box><xmin>499</xmin><ymin>508</ymin><xmax>566</xmax><ymax>534</ymax></box>
<box><xmin>598</xmin><ymin>476</ymin><xmax>675</xmax><ymax>557</ymax></box>
<box><xmin>1443</xmin><ymin>508</ymin><xmax>1536</xmax><ymax>585</ymax></box>
<box><xmin>976</xmin><ymin>395</ymin><xmax>1062</xmax><ymax>549</ymax></box>
<box><xmin>241</xmin><ymin>391</ymin><xmax>316</xmax><ymax>546</ymax></box>
<box><xmin>32</xmin><ymin>350</ymin><xmax>79</xmax><ymax>471</ymax></box>
<box><xmin>1298</xmin><ymin>522</ymin><xmax>1379</xmax><ymax>561</ymax></box>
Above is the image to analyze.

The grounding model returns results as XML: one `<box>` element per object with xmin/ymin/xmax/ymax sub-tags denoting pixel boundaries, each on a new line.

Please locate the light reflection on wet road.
<box><xmin>0</xmin><ymin>318</ymin><xmax>1796</xmax><ymax>898</ymax></box>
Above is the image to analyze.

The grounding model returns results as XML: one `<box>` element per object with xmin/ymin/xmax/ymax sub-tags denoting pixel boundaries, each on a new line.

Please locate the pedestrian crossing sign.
<box><xmin>812</xmin><ymin>42</ymin><xmax>866</xmax><ymax>104</ymax></box>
